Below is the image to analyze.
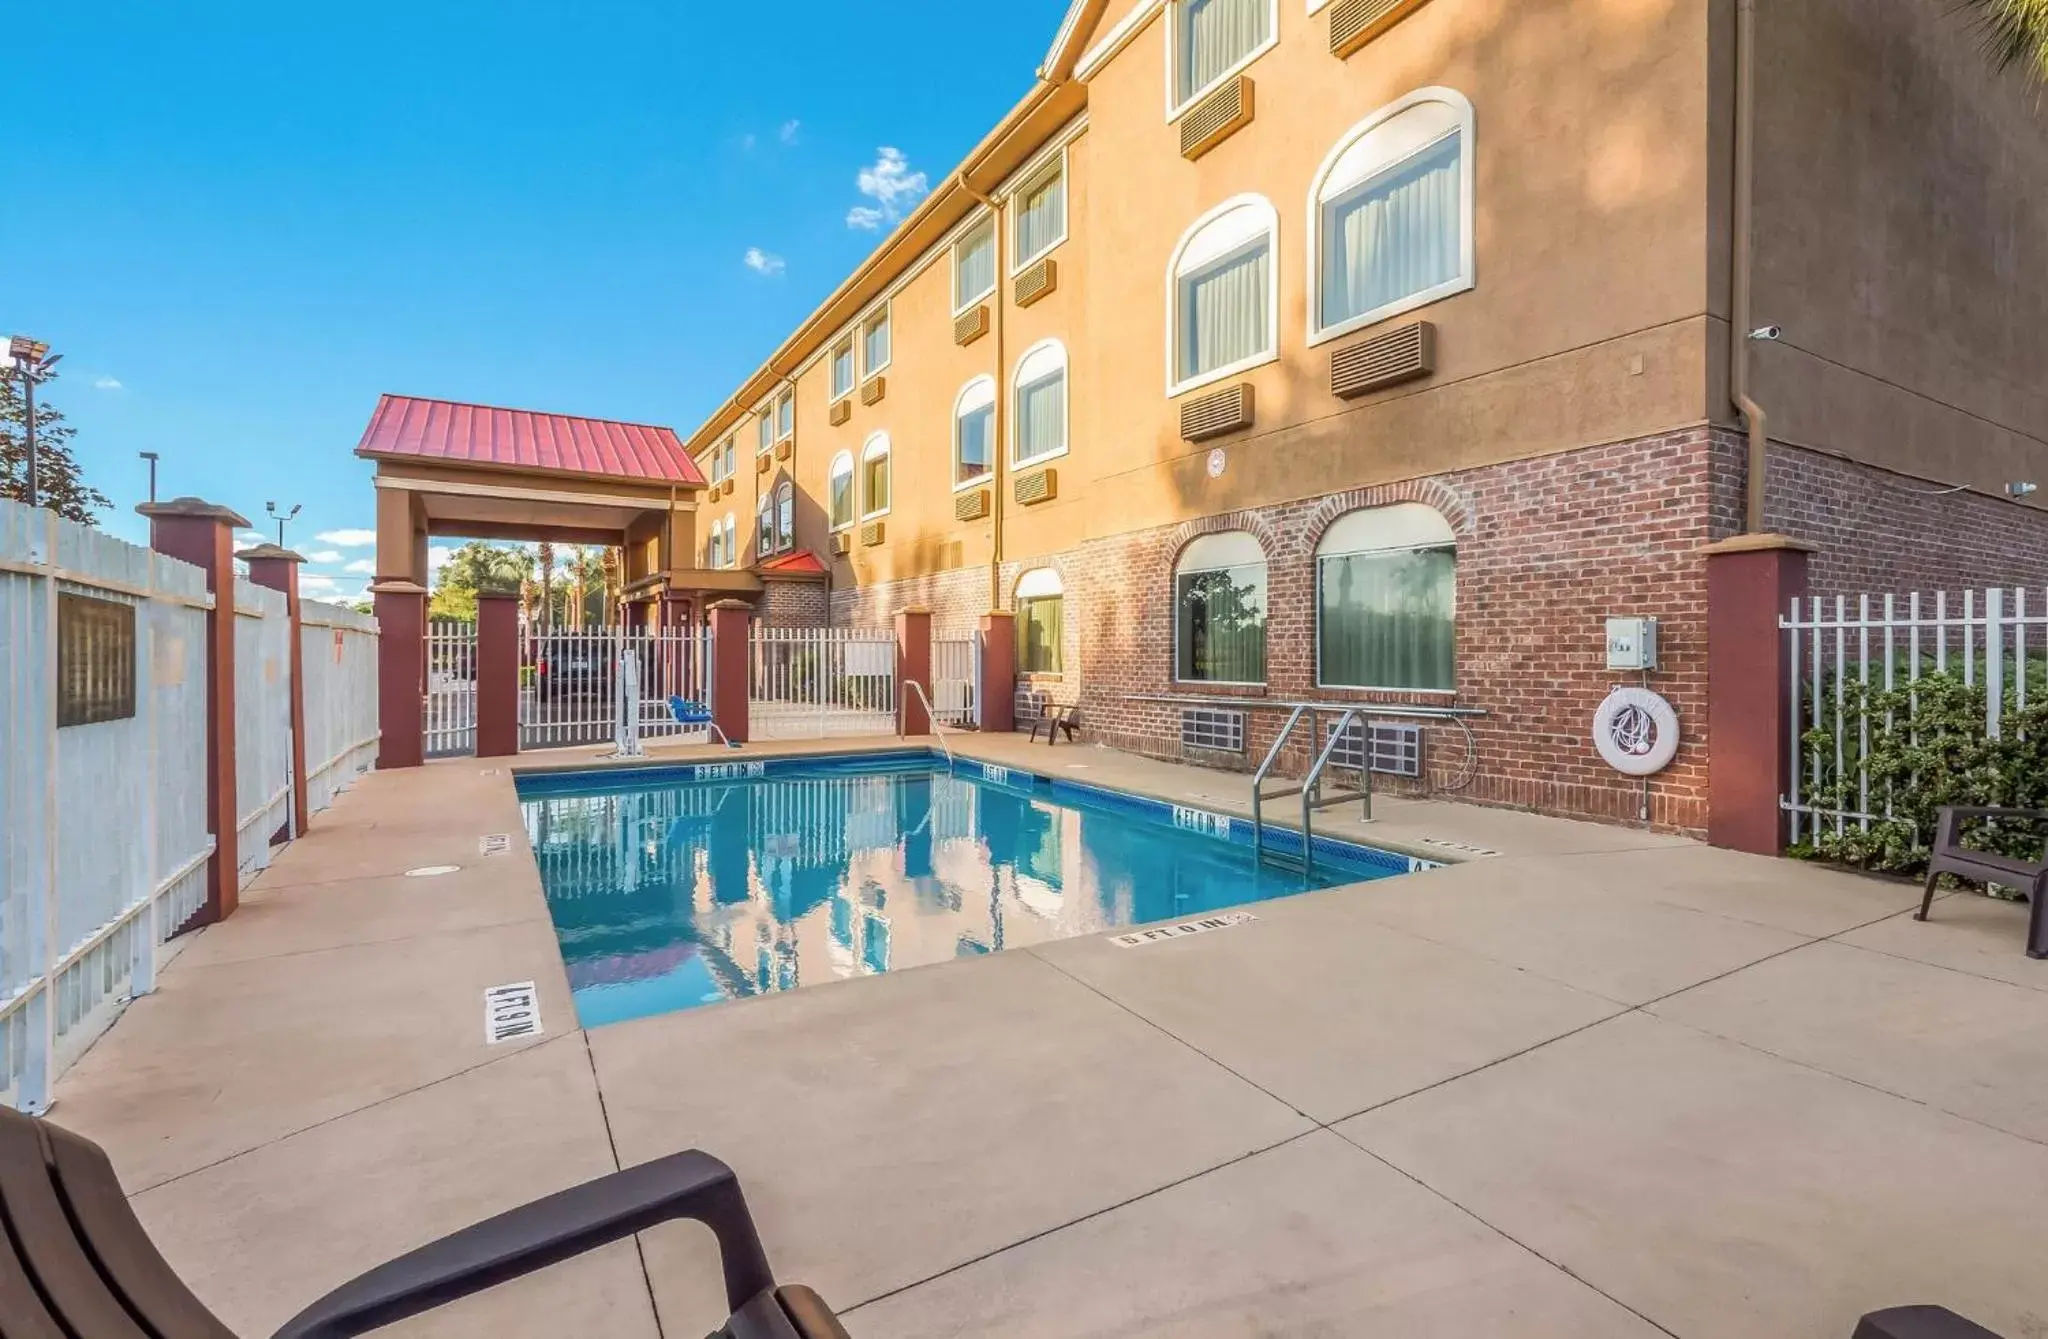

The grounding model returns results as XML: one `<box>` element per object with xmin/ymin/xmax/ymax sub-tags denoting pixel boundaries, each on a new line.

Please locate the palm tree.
<box><xmin>599</xmin><ymin>547</ymin><xmax>621</xmax><ymax>627</ymax></box>
<box><xmin>536</xmin><ymin>541</ymin><xmax>556</xmax><ymax>635</ymax></box>
<box><xmin>1964</xmin><ymin>0</ymin><xmax>2048</xmax><ymax>81</ymax></box>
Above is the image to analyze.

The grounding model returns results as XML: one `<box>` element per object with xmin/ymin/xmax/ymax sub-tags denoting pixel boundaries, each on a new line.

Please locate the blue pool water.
<box><xmin>518</xmin><ymin>752</ymin><xmax>1416</xmax><ymax>1029</ymax></box>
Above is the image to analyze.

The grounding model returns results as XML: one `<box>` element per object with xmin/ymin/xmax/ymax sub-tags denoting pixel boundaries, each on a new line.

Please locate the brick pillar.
<box><xmin>709</xmin><ymin>599</ymin><xmax>752</xmax><ymax>745</ymax></box>
<box><xmin>896</xmin><ymin>607</ymin><xmax>933</xmax><ymax>737</ymax></box>
<box><xmin>1703</xmin><ymin>533</ymin><xmax>1815</xmax><ymax>855</ymax></box>
<box><xmin>978</xmin><ymin>610</ymin><xmax>1016</xmax><ymax>734</ymax></box>
<box><xmin>139</xmin><ymin>497</ymin><xmax>250</xmax><ymax>926</ymax></box>
<box><xmin>476</xmin><ymin>592</ymin><xmax>521</xmax><ymax>758</ymax></box>
<box><xmin>240</xmin><ymin>544</ymin><xmax>310</xmax><ymax>839</ymax></box>
<box><xmin>371</xmin><ymin>580</ymin><xmax>428</xmax><ymax>769</ymax></box>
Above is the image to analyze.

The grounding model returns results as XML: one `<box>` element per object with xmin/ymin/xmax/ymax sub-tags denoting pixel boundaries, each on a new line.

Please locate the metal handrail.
<box><xmin>901</xmin><ymin>679</ymin><xmax>955</xmax><ymax>771</ymax></box>
<box><xmin>1301</xmin><ymin>708</ymin><xmax>1370</xmax><ymax>878</ymax></box>
<box><xmin>1251</xmin><ymin>705</ymin><xmax>1312</xmax><ymax>860</ymax></box>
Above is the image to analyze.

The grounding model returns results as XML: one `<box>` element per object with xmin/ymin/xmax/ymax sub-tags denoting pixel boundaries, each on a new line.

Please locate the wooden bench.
<box><xmin>1918</xmin><ymin>806</ymin><xmax>2048</xmax><ymax>960</ymax></box>
<box><xmin>0</xmin><ymin>1104</ymin><xmax>849</xmax><ymax>1339</ymax></box>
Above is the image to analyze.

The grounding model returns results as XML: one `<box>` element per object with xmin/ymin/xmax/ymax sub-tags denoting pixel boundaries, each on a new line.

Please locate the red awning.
<box><xmin>759</xmin><ymin>550</ymin><xmax>829</xmax><ymax>575</ymax></box>
<box><xmin>354</xmin><ymin>394</ymin><xmax>706</xmax><ymax>486</ymax></box>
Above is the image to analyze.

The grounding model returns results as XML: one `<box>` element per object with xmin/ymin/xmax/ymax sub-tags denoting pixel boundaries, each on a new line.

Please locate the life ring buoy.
<box><xmin>1593</xmin><ymin>687</ymin><xmax>1680</xmax><ymax>776</ymax></box>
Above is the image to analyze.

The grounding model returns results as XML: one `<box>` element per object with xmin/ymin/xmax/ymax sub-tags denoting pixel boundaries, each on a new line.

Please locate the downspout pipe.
<box><xmin>960</xmin><ymin>171</ymin><xmax>1008</xmax><ymax>610</ymax></box>
<box><xmin>1731</xmin><ymin>0</ymin><xmax>1768</xmax><ymax>534</ymax></box>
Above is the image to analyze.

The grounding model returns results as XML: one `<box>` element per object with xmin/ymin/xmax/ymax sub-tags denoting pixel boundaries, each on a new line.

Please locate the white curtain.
<box><xmin>830</xmin><ymin>465</ymin><xmax>853</xmax><ymax>527</ymax></box>
<box><xmin>1180</xmin><ymin>241</ymin><xmax>1269</xmax><ymax>381</ymax></box>
<box><xmin>723</xmin><ymin>517</ymin><xmax>736</xmax><ymax>566</ymax></box>
<box><xmin>832</xmin><ymin>346</ymin><xmax>854</xmax><ymax>398</ymax></box>
<box><xmin>957</xmin><ymin>228</ymin><xmax>995</xmax><ymax>304</ymax></box>
<box><xmin>776</xmin><ymin>392</ymin><xmax>793</xmax><ymax>437</ymax></box>
<box><xmin>1017</xmin><ymin>172</ymin><xmax>1065</xmax><ymax>262</ymax></box>
<box><xmin>864</xmin><ymin>453</ymin><xmax>891</xmax><ymax>514</ymax></box>
<box><xmin>864</xmin><ymin>316</ymin><xmax>890</xmax><ymax>371</ymax></box>
<box><xmin>777</xmin><ymin>485</ymin><xmax>794</xmax><ymax>548</ymax></box>
<box><xmin>1015</xmin><ymin>370</ymin><xmax>1066</xmax><ymax>463</ymax></box>
<box><xmin>957</xmin><ymin>403</ymin><xmax>994</xmax><ymax>482</ymax></box>
<box><xmin>1323</xmin><ymin>134</ymin><xmax>1462</xmax><ymax>328</ymax></box>
<box><xmin>1180</xmin><ymin>0</ymin><xmax>1268</xmax><ymax>102</ymax></box>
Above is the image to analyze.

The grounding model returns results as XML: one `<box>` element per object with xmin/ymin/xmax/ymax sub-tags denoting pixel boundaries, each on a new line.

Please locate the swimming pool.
<box><xmin>517</xmin><ymin>751</ymin><xmax>1428</xmax><ymax>1029</ymax></box>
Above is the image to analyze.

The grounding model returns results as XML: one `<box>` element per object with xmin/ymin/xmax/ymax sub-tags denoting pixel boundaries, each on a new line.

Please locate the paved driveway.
<box><xmin>46</xmin><ymin>749</ymin><xmax>2048</xmax><ymax>1339</ymax></box>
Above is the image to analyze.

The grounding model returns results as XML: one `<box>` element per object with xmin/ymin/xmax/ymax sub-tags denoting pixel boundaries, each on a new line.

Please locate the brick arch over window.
<box><xmin>1302</xmin><ymin>477</ymin><xmax>1474</xmax><ymax>548</ymax></box>
<box><xmin>1160</xmin><ymin>511</ymin><xmax>1288</xmax><ymax>569</ymax></box>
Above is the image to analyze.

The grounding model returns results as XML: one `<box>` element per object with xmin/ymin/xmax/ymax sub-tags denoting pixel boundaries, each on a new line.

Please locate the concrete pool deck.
<box><xmin>46</xmin><ymin>739</ymin><xmax>2048</xmax><ymax>1338</ymax></box>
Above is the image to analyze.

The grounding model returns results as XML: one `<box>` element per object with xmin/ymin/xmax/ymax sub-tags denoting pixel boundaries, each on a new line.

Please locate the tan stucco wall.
<box><xmin>1748</xmin><ymin>0</ymin><xmax>2048</xmax><ymax>494</ymax></box>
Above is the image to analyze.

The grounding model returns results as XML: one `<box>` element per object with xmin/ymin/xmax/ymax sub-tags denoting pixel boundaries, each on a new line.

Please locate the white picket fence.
<box><xmin>0</xmin><ymin>501</ymin><xmax>216</xmax><ymax>1114</ymax></box>
<box><xmin>934</xmin><ymin>636</ymin><xmax>979</xmax><ymax>728</ymax></box>
<box><xmin>1782</xmin><ymin>587</ymin><xmax>2048</xmax><ymax>841</ymax></box>
<box><xmin>234</xmin><ymin>579</ymin><xmax>295</xmax><ymax>879</ymax></box>
<box><xmin>302</xmin><ymin>600</ymin><xmax>380</xmax><ymax>814</ymax></box>
<box><xmin>750</xmin><ymin>627</ymin><xmax>898</xmax><ymax>739</ymax></box>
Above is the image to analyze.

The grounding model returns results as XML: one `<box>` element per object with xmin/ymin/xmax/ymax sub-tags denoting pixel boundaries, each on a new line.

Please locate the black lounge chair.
<box><xmin>0</xmin><ymin>1105</ymin><xmax>848</xmax><ymax>1339</ymax></box>
<box><xmin>1918</xmin><ymin>805</ymin><xmax>2048</xmax><ymax>959</ymax></box>
<box><xmin>1856</xmin><ymin>1306</ymin><xmax>2007</xmax><ymax>1338</ymax></box>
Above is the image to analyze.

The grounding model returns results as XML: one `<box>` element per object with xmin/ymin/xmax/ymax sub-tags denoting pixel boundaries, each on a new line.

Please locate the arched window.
<box><xmin>1174</xmin><ymin>531</ymin><xmax>1267</xmax><ymax>684</ymax></box>
<box><xmin>756</xmin><ymin>493</ymin><xmax>774</xmax><ymax>560</ymax></box>
<box><xmin>1168</xmin><ymin>195</ymin><xmax>1278</xmax><ymax>395</ymax></box>
<box><xmin>1315</xmin><ymin>503</ymin><xmax>1456</xmax><ymax>692</ymax></box>
<box><xmin>707</xmin><ymin>517</ymin><xmax>723</xmax><ymax>569</ymax></box>
<box><xmin>775</xmin><ymin>480</ymin><xmax>795</xmax><ymax>552</ymax></box>
<box><xmin>1309</xmin><ymin>89</ymin><xmax>1474</xmax><ymax>344</ymax></box>
<box><xmin>1016</xmin><ymin>568</ymin><xmax>1064</xmax><ymax>674</ymax></box>
<box><xmin>954</xmin><ymin>377</ymin><xmax>995</xmax><ymax>487</ymax></box>
<box><xmin>828</xmin><ymin>451</ymin><xmax>856</xmax><ymax>530</ymax></box>
<box><xmin>861</xmin><ymin>432</ymin><xmax>892</xmax><ymax>519</ymax></box>
<box><xmin>1013</xmin><ymin>341</ymin><xmax>1068</xmax><ymax>467</ymax></box>
<box><xmin>721</xmin><ymin>514</ymin><xmax>737</xmax><ymax>568</ymax></box>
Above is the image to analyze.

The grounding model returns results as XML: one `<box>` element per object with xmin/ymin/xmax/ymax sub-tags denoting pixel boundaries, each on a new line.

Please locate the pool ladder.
<box><xmin>900</xmin><ymin>679</ymin><xmax>956</xmax><ymax>772</ymax></box>
<box><xmin>1250</xmin><ymin>706</ymin><xmax>1373</xmax><ymax>877</ymax></box>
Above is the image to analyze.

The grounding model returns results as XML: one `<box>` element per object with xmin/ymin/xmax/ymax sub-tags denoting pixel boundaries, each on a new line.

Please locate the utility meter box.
<box><xmin>1606</xmin><ymin>617</ymin><xmax>1659</xmax><ymax>671</ymax></box>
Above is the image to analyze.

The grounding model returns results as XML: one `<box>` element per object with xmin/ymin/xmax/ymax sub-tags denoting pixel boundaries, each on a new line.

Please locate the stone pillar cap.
<box><xmin>136</xmin><ymin>497</ymin><xmax>252</xmax><ymax>527</ymax></box>
<box><xmin>236</xmin><ymin>543</ymin><xmax>304</xmax><ymax>563</ymax></box>
<box><xmin>707</xmin><ymin>598</ymin><xmax>755</xmax><ymax>612</ymax></box>
<box><xmin>368</xmin><ymin>579</ymin><xmax>429</xmax><ymax>596</ymax></box>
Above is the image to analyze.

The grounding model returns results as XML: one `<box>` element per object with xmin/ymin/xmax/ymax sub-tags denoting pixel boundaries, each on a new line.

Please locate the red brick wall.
<box><xmin>832</xmin><ymin>567</ymin><xmax>987</xmax><ymax>637</ymax></box>
<box><xmin>760</xmin><ymin>578</ymin><xmax>830</xmax><ymax>626</ymax></box>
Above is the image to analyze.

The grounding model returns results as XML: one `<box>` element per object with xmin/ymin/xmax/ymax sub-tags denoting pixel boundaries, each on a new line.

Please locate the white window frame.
<box><xmin>830</xmin><ymin>339</ymin><xmax>856</xmax><ymax>401</ymax></box>
<box><xmin>827</xmin><ymin>450</ymin><xmax>857</xmax><ymax>531</ymax></box>
<box><xmin>755</xmin><ymin>406</ymin><xmax>774</xmax><ymax>457</ymax></box>
<box><xmin>952</xmin><ymin>215</ymin><xmax>997</xmax><ymax>314</ymax></box>
<box><xmin>722</xmin><ymin>514</ymin><xmax>737</xmax><ymax>568</ymax></box>
<box><xmin>1164</xmin><ymin>0</ymin><xmax>1281</xmax><ymax>123</ymax></box>
<box><xmin>860</xmin><ymin>431</ymin><xmax>893</xmax><ymax>521</ymax></box>
<box><xmin>861</xmin><ymin>304</ymin><xmax>892</xmax><ymax>379</ymax></box>
<box><xmin>775</xmin><ymin>480</ymin><xmax>795</xmax><ymax>553</ymax></box>
<box><xmin>1306</xmin><ymin>87</ymin><xmax>1477</xmax><ymax>348</ymax></box>
<box><xmin>1009</xmin><ymin>148</ymin><xmax>1069</xmax><ymax>275</ymax></box>
<box><xmin>1012</xmin><ymin>339</ymin><xmax>1070</xmax><ymax>469</ymax></box>
<box><xmin>1171</xmin><ymin>530</ymin><xmax>1269</xmax><ymax>688</ymax></box>
<box><xmin>774</xmin><ymin>387</ymin><xmax>795</xmax><ymax>443</ymax></box>
<box><xmin>1166</xmin><ymin>193</ymin><xmax>1280</xmax><ymax>398</ymax></box>
<box><xmin>756</xmin><ymin>494</ymin><xmax>774</xmax><ymax>558</ymax></box>
<box><xmin>1311</xmin><ymin>502</ymin><xmax>1459</xmax><ymax>694</ymax></box>
<box><xmin>953</xmin><ymin>376</ymin><xmax>997</xmax><ymax>492</ymax></box>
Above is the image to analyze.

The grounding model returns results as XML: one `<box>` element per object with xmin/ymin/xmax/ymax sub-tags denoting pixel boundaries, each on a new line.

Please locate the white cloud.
<box><xmin>779</xmin><ymin>119</ymin><xmax>802</xmax><ymax>146</ymax></box>
<box><xmin>743</xmin><ymin>247</ymin><xmax>786</xmax><ymax>276</ymax></box>
<box><xmin>847</xmin><ymin>147</ymin><xmax>928</xmax><ymax>230</ymax></box>
<box><xmin>93</xmin><ymin>376</ymin><xmax>123</xmax><ymax>391</ymax></box>
<box><xmin>428</xmin><ymin>545</ymin><xmax>455</xmax><ymax>573</ymax></box>
<box><xmin>317</xmin><ymin>528</ymin><xmax>377</xmax><ymax>547</ymax></box>
<box><xmin>344</xmin><ymin>558</ymin><xmax>376</xmax><ymax>575</ymax></box>
<box><xmin>302</xmin><ymin>549</ymin><xmax>344</xmax><ymax>564</ymax></box>
<box><xmin>236</xmin><ymin>530</ymin><xmax>267</xmax><ymax>547</ymax></box>
<box><xmin>300</xmin><ymin>574</ymin><xmax>341</xmax><ymax>593</ymax></box>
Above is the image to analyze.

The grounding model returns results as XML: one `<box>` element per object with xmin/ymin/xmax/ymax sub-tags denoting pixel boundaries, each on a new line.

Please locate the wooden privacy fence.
<box><xmin>0</xmin><ymin>500</ymin><xmax>381</xmax><ymax>1113</ymax></box>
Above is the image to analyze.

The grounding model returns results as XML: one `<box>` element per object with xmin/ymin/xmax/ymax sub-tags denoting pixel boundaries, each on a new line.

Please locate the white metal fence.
<box><xmin>934</xmin><ymin>636</ymin><xmax>978</xmax><ymax>728</ymax></box>
<box><xmin>1783</xmin><ymin>588</ymin><xmax>2048</xmax><ymax>842</ymax></box>
<box><xmin>302</xmin><ymin>600</ymin><xmax>379</xmax><ymax>814</ymax></box>
<box><xmin>522</xmin><ymin>627</ymin><xmax>714</xmax><ymax>751</ymax></box>
<box><xmin>426</xmin><ymin>620</ymin><xmax>478</xmax><ymax>757</ymax></box>
<box><xmin>750</xmin><ymin>627</ymin><xmax>898</xmax><ymax>739</ymax></box>
<box><xmin>1</xmin><ymin>501</ymin><xmax>216</xmax><ymax>1114</ymax></box>
<box><xmin>234</xmin><ymin>580</ymin><xmax>294</xmax><ymax>880</ymax></box>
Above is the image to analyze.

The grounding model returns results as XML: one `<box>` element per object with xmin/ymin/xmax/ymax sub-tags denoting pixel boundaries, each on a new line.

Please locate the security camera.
<box><xmin>2008</xmin><ymin>481</ymin><xmax>2039</xmax><ymax>501</ymax></box>
<box><xmin>1748</xmin><ymin>325</ymin><xmax>1783</xmax><ymax>342</ymax></box>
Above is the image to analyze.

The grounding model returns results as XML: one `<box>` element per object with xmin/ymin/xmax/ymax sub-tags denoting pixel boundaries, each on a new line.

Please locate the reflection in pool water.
<box><xmin>522</xmin><ymin>763</ymin><xmax>1396</xmax><ymax>1028</ymax></box>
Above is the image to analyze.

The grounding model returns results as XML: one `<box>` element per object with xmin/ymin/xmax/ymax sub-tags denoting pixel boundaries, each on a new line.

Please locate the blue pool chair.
<box><xmin>669</xmin><ymin>696</ymin><xmax>713</xmax><ymax>725</ymax></box>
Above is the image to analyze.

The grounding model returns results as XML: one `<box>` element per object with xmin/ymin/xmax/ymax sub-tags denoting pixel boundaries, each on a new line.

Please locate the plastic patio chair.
<box><xmin>0</xmin><ymin>1105</ymin><xmax>849</xmax><ymax>1339</ymax></box>
<box><xmin>1854</xmin><ymin>1306</ymin><xmax>2007</xmax><ymax>1338</ymax></box>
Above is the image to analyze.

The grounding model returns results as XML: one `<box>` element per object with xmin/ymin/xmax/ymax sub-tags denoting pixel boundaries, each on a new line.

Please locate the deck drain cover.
<box><xmin>405</xmin><ymin>864</ymin><xmax>462</xmax><ymax>878</ymax></box>
<box><xmin>478</xmin><ymin>834</ymin><xmax>511</xmax><ymax>855</ymax></box>
<box><xmin>483</xmin><ymin>982</ymin><xmax>542</xmax><ymax>1044</ymax></box>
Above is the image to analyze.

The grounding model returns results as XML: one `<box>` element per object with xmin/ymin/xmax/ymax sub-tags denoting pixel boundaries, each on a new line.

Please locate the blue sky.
<box><xmin>4</xmin><ymin>0</ymin><xmax>1066</xmax><ymax>600</ymax></box>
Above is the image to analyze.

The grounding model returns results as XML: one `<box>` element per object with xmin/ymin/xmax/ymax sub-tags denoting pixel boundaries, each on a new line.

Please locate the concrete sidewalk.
<box><xmin>47</xmin><ymin>745</ymin><xmax>2048</xmax><ymax>1339</ymax></box>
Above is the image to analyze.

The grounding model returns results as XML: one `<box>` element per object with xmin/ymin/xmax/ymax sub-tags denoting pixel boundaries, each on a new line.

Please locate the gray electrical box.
<box><xmin>1606</xmin><ymin>617</ymin><xmax>1659</xmax><ymax>671</ymax></box>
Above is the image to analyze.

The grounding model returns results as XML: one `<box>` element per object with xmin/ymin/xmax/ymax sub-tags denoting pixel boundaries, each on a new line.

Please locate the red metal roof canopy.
<box><xmin>355</xmin><ymin>394</ymin><xmax>706</xmax><ymax>486</ymax></box>
<box><xmin>759</xmin><ymin>550</ymin><xmax>828</xmax><ymax>575</ymax></box>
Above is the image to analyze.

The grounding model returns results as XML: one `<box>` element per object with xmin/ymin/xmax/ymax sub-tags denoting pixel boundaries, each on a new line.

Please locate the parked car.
<box><xmin>533</xmin><ymin>637</ymin><xmax>613</xmax><ymax>701</ymax></box>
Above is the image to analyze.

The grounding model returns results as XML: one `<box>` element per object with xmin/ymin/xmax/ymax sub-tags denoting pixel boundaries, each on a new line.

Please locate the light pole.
<box><xmin>5</xmin><ymin>336</ymin><xmax>62</xmax><ymax>510</ymax></box>
<box><xmin>139</xmin><ymin>451</ymin><xmax>160</xmax><ymax>504</ymax></box>
<box><xmin>265</xmin><ymin>500</ymin><xmax>302</xmax><ymax>547</ymax></box>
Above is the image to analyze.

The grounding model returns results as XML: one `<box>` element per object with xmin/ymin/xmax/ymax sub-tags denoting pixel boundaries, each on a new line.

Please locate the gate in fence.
<box><xmin>934</xmin><ymin>635</ymin><xmax>979</xmax><ymax>728</ymax></box>
<box><xmin>749</xmin><ymin>626</ymin><xmax>898</xmax><ymax>739</ymax></box>
<box><xmin>1782</xmin><ymin>587</ymin><xmax>2048</xmax><ymax>845</ymax></box>
<box><xmin>521</xmin><ymin>627</ymin><xmax>713</xmax><ymax>751</ymax></box>
<box><xmin>425</xmin><ymin>620</ymin><xmax>479</xmax><ymax>758</ymax></box>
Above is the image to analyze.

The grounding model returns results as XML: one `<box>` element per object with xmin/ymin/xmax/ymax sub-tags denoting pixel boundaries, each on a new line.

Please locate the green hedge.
<box><xmin>1791</xmin><ymin>667</ymin><xmax>2048</xmax><ymax>891</ymax></box>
